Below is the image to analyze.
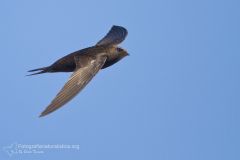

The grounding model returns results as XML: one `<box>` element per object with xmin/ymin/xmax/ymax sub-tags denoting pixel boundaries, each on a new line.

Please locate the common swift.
<box><xmin>28</xmin><ymin>25</ymin><xmax>128</xmax><ymax>117</ymax></box>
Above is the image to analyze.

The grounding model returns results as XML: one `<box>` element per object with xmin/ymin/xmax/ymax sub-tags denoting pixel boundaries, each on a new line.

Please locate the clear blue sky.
<box><xmin>0</xmin><ymin>0</ymin><xmax>239</xmax><ymax>159</ymax></box>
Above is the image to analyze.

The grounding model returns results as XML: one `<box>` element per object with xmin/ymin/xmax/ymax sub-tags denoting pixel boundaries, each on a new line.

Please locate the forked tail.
<box><xmin>27</xmin><ymin>67</ymin><xmax>48</xmax><ymax>76</ymax></box>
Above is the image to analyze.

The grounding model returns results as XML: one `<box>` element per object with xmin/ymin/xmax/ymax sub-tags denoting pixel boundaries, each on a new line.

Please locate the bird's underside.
<box><xmin>28</xmin><ymin>25</ymin><xmax>128</xmax><ymax>117</ymax></box>
<box><xmin>28</xmin><ymin>46</ymin><xmax>110</xmax><ymax>75</ymax></box>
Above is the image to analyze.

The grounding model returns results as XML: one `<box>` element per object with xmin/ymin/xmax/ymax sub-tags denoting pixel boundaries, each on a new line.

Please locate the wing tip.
<box><xmin>39</xmin><ymin>112</ymin><xmax>47</xmax><ymax>118</ymax></box>
<box><xmin>96</xmin><ymin>25</ymin><xmax>128</xmax><ymax>46</ymax></box>
<box><xmin>112</xmin><ymin>25</ymin><xmax>128</xmax><ymax>34</ymax></box>
<box><xmin>39</xmin><ymin>108</ymin><xmax>53</xmax><ymax>117</ymax></box>
<box><xmin>112</xmin><ymin>25</ymin><xmax>126</xmax><ymax>29</ymax></box>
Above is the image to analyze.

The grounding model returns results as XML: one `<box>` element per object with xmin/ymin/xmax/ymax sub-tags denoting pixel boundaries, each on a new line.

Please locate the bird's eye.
<box><xmin>116</xmin><ymin>48</ymin><xmax>123</xmax><ymax>52</ymax></box>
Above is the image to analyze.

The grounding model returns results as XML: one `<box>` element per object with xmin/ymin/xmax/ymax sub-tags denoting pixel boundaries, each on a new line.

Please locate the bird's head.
<box><xmin>116</xmin><ymin>47</ymin><xmax>129</xmax><ymax>58</ymax></box>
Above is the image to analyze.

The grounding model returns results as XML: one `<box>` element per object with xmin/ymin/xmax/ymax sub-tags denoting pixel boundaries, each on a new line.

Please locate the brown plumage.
<box><xmin>28</xmin><ymin>25</ymin><xmax>129</xmax><ymax>117</ymax></box>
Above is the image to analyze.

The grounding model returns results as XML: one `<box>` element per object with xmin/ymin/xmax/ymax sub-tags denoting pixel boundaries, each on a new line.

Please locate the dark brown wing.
<box><xmin>39</xmin><ymin>55</ymin><xmax>107</xmax><ymax>117</ymax></box>
<box><xmin>96</xmin><ymin>25</ymin><xmax>128</xmax><ymax>46</ymax></box>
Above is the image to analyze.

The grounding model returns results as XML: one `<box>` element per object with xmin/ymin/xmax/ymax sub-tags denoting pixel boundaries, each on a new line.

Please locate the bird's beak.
<box><xmin>127</xmin><ymin>53</ymin><xmax>130</xmax><ymax>56</ymax></box>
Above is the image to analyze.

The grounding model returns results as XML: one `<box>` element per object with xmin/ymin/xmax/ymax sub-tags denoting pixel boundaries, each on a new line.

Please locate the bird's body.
<box><xmin>28</xmin><ymin>25</ymin><xmax>128</xmax><ymax>117</ymax></box>
<box><xmin>53</xmin><ymin>46</ymin><xmax>123</xmax><ymax>71</ymax></box>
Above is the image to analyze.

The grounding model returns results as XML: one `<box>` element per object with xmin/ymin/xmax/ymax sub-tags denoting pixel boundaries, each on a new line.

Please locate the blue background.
<box><xmin>0</xmin><ymin>0</ymin><xmax>239</xmax><ymax>159</ymax></box>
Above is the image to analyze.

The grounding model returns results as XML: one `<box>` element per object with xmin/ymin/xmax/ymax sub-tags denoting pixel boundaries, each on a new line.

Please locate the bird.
<box><xmin>28</xmin><ymin>25</ymin><xmax>129</xmax><ymax>117</ymax></box>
